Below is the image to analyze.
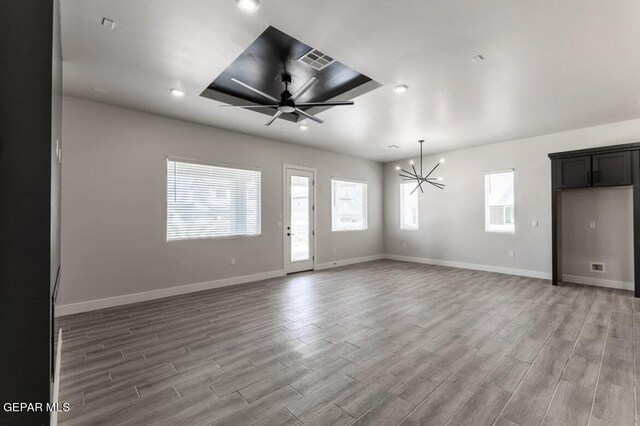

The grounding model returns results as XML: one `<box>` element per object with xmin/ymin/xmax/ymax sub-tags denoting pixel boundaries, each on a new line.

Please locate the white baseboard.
<box><xmin>385</xmin><ymin>254</ymin><xmax>552</xmax><ymax>280</ymax></box>
<box><xmin>562</xmin><ymin>274</ymin><xmax>634</xmax><ymax>291</ymax></box>
<box><xmin>56</xmin><ymin>269</ymin><xmax>285</xmax><ymax>316</ymax></box>
<box><xmin>315</xmin><ymin>254</ymin><xmax>386</xmax><ymax>270</ymax></box>
<box><xmin>50</xmin><ymin>329</ymin><xmax>62</xmax><ymax>426</ymax></box>
<box><xmin>57</xmin><ymin>254</ymin><xmax>387</xmax><ymax>316</ymax></box>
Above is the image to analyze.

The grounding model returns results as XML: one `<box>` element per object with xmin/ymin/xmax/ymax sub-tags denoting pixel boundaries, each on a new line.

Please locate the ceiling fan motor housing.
<box><xmin>279</xmin><ymin>85</ymin><xmax>296</xmax><ymax>113</ymax></box>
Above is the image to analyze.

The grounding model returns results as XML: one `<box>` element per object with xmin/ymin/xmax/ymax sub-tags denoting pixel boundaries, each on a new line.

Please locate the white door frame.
<box><xmin>283</xmin><ymin>164</ymin><xmax>317</xmax><ymax>273</ymax></box>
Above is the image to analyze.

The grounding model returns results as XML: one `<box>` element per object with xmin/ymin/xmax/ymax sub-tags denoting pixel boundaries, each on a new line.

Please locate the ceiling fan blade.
<box><xmin>220</xmin><ymin>104</ymin><xmax>279</xmax><ymax>108</ymax></box>
<box><xmin>295</xmin><ymin>101</ymin><xmax>354</xmax><ymax>107</ymax></box>
<box><xmin>291</xmin><ymin>76</ymin><xmax>319</xmax><ymax>101</ymax></box>
<box><xmin>231</xmin><ymin>78</ymin><xmax>279</xmax><ymax>103</ymax></box>
<box><xmin>265</xmin><ymin>110</ymin><xmax>283</xmax><ymax>126</ymax></box>
<box><xmin>294</xmin><ymin>108</ymin><xmax>324</xmax><ymax>124</ymax></box>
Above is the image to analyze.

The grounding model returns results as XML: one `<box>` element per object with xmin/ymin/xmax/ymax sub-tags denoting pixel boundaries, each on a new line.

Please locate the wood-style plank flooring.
<box><xmin>58</xmin><ymin>260</ymin><xmax>638</xmax><ymax>426</ymax></box>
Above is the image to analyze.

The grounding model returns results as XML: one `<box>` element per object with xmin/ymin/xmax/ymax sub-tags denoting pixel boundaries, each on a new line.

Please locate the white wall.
<box><xmin>561</xmin><ymin>187</ymin><xmax>633</xmax><ymax>288</ymax></box>
<box><xmin>59</xmin><ymin>96</ymin><xmax>384</xmax><ymax>307</ymax></box>
<box><xmin>384</xmin><ymin>118</ymin><xmax>640</xmax><ymax>281</ymax></box>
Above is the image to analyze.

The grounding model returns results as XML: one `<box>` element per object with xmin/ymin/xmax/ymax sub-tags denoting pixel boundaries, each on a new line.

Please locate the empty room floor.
<box><xmin>57</xmin><ymin>260</ymin><xmax>637</xmax><ymax>426</ymax></box>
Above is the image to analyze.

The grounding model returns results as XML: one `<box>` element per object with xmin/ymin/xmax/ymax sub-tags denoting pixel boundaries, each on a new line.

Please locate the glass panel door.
<box><xmin>284</xmin><ymin>168</ymin><xmax>315</xmax><ymax>273</ymax></box>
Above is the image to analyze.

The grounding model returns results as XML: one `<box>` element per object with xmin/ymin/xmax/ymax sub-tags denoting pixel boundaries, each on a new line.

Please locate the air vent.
<box><xmin>298</xmin><ymin>49</ymin><xmax>335</xmax><ymax>71</ymax></box>
<box><xmin>101</xmin><ymin>17</ymin><xmax>116</xmax><ymax>29</ymax></box>
<box><xmin>590</xmin><ymin>262</ymin><xmax>605</xmax><ymax>273</ymax></box>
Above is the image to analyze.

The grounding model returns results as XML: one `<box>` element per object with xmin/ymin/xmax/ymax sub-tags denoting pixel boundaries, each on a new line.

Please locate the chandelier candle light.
<box><xmin>397</xmin><ymin>139</ymin><xmax>445</xmax><ymax>194</ymax></box>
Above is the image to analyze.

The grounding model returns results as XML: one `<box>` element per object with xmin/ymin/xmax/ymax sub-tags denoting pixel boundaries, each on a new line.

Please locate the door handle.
<box><xmin>287</xmin><ymin>232</ymin><xmax>294</xmax><ymax>236</ymax></box>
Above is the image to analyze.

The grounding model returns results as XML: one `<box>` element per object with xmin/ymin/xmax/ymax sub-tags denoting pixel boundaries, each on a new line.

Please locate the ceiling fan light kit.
<box><xmin>397</xmin><ymin>140</ymin><xmax>445</xmax><ymax>194</ymax></box>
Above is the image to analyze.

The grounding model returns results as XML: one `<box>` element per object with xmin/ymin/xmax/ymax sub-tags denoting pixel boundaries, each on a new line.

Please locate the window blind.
<box><xmin>331</xmin><ymin>179</ymin><xmax>367</xmax><ymax>231</ymax></box>
<box><xmin>167</xmin><ymin>159</ymin><xmax>261</xmax><ymax>241</ymax></box>
<box><xmin>485</xmin><ymin>170</ymin><xmax>515</xmax><ymax>233</ymax></box>
<box><xmin>400</xmin><ymin>182</ymin><xmax>419</xmax><ymax>230</ymax></box>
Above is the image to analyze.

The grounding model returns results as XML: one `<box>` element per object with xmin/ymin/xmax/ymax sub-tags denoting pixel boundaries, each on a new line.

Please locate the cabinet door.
<box><xmin>592</xmin><ymin>151</ymin><xmax>632</xmax><ymax>186</ymax></box>
<box><xmin>558</xmin><ymin>156</ymin><xmax>592</xmax><ymax>188</ymax></box>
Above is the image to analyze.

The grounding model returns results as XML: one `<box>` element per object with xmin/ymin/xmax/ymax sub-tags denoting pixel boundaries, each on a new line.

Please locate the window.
<box><xmin>167</xmin><ymin>158</ymin><xmax>261</xmax><ymax>241</ymax></box>
<box><xmin>331</xmin><ymin>179</ymin><xmax>367</xmax><ymax>231</ymax></box>
<box><xmin>485</xmin><ymin>170</ymin><xmax>515</xmax><ymax>233</ymax></box>
<box><xmin>400</xmin><ymin>182</ymin><xmax>419</xmax><ymax>230</ymax></box>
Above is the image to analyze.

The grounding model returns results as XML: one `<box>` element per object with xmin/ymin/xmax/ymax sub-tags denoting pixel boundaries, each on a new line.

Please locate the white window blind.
<box><xmin>400</xmin><ymin>182</ymin><xmax>419</xmax><ymax>230</ymax></box>
<box><xmin>331</xmin><ymin>179</ymin><xmax>367</xmax><ymax>231</ymax></box>
<box><xmin>485</xmin><ymin>170</ymin><xmax>515</xmax><ymax>233</ymax></box>
<box><xmin>167</xmin><ymin>158</ymin><xmax>261</xmax><ymax>241</ymax></box>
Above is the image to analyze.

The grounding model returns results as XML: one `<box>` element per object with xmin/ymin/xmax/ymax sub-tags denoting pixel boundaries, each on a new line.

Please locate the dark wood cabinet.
<box><xmin>592</xmin><ymin>151</ymin><xmax>632</xmax><ymax>186</ymax></box>
<box><xmin>549</xmin><ymin>143</ymin><xmax>640</xmax><ymax>298</ymax></box>
<box><xmin>558</xmin><ymin>156</ymin><xmax>592</xmax><ymax>188</ymax></box>
<box><xmin>557</xmin><ymin>151</ymin><xmax>633</xmax><ymax>189</ymax></box>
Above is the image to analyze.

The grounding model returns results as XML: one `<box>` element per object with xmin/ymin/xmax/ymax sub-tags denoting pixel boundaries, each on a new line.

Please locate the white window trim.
<box><xmin>166</xmin><ymin>156</ymin><xmax>262</xmax><ymax>241</ymax></box>
<box><xmin>400</xmin><ymin>182</ymin><xmax>419</xmax><ymax>231</ymax></box>
<box><xmin>331</xmin><ymin>177</ymin><xmax>368</xmax><ymax>232</ymax></box>
<box><xmin>484</xmin><ymin>168</ymin><xmax>515</xmax><ymax>235</ymax></box>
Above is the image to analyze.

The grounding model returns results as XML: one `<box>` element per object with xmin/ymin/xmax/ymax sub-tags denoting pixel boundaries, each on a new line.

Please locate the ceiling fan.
<box><xmin>220</xmin><ymin>72</ymin><xmax>354</xmax><ymax>126</ymax></box>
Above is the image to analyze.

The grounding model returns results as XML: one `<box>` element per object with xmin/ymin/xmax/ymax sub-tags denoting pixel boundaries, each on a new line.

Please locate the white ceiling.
<box><xmin>61</xmin><ymin>0</ymin><xmax>640</xmax><ymax>162</ymax></box>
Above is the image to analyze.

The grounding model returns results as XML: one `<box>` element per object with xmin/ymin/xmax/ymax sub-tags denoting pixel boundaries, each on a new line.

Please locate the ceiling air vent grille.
<box><xmin>298</xmin><ymin>49</ymin><xmax>335</xmax><ymax>71</ymax></box>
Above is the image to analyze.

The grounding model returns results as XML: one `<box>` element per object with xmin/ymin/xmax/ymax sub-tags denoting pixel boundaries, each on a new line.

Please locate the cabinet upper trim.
<box><xmin>548</xmin><ymin>142</ymin><xmax>640</xmax><ymax>159</ymax></box>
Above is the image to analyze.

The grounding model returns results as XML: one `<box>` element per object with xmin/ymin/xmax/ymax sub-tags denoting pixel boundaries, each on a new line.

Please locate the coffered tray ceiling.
<box><xmin>202</xmin><ymin>26</ymin><xmax>377</xmax><ymax>123</ymax></box>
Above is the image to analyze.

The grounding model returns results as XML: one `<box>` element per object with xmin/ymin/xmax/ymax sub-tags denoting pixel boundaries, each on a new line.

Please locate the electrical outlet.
<box><xmin>509</xmin><ymin>251</ymin><xmax>515</xmax><ymax>258</ymax></box>
<box><xmin>230</xmin><ymin>258</ymin><xmax>236</xmax><ymax>265</ymax></box>
<box><xmin>589</xmin><ymin>221</ymin><xmax>596</xmax><ymax>229</ymax></box>
<box><xmin>532</xmin><ymin>220</ymin><xmax>538</xmax><ymax>227</ymax></box>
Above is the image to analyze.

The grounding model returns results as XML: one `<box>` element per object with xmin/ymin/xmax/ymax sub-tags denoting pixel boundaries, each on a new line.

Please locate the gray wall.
<box><xmin>59</xmin><ymin>96</ymin><xmax>383</xmax><ymax>305</ymax></box>
<box><xmin>561</xmin><ymin>187</ymin><xmax>633</xmax><ymax>285</ymax></box>
<box><xmin>384</xmin><ymin>118</ymin><xmax>640</xmax><ymax>280</ymax></box>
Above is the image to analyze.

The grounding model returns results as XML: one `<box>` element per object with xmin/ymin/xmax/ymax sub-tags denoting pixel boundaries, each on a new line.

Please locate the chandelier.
<box><xmin>396</xmin><ymin>139</ymin><xmax>445</xmax><ymax>194</ymax></box>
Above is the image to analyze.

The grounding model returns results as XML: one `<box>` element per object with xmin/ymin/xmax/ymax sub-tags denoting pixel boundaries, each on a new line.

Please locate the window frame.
<box><xmin>166</xmin><ymin>156</ymin><xmax>262</xmax><ymax>242</ymax></box>
<box><xmin>400</xmin><ymin>182</ymin><xmax>419</xmax><ymax>231</ymax></box>
<box><xmin>330</xmin><ymin>178</ymin><xmax>368</xmax><ymax>232</ymax></box>
<box><xmin>484</xmin><ymin>169</ymin><xmax>515</xmax><ymax>235</ymax></box>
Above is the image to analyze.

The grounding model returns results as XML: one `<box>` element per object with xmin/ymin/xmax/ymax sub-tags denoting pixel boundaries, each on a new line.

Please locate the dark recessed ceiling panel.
<box><xmin>201</xmin><ymin>26</ymin><xmax>380</xmax><ymax>122</ymax></box>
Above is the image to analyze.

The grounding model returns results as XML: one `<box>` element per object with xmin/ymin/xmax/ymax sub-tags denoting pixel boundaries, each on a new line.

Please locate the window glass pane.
<box><xmin>400</xmin><ymin>182</ymin><xmax>419</xmax><ymax>230</ymax></box>
<box><xmin>290</xmin><ymin>175</ymin><xmax>310</xmax><ymax>262</ymax></box>
<box><xmin>167</xmin><ymin>159</ymin><xmax>261</xmax><ymax>240</ymax></box>
<box><xmin>331</xmin><ymin>179</ymin><xmax>367</xmax><ymax>231</ymax></box>
<box><xmin>485</xmin><ymin>170</ymin><xmax>515</xmax><ymax>233</ymax></box>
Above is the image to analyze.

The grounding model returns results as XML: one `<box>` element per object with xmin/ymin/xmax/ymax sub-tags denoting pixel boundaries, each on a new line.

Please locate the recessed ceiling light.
<box><xmin>438</xmin><ymin>177</ymin><xmax>443</xmax><ymax>181</ymax></box>
<box><xmin>101</xmin><ymin>17</ymin><xmax>115</xmax><ymax>29</ymax></box>
<box><xmin>236</xmin><ymin>0</ymin><xmax>260</xmax><ymax>13</ymax></box>
<box><xmin>409</xmin><ymin>160</ymin><xmax>414</xmax><ymax>165</ymax></box>
<box><xmin>170</xmin><ymin>88</ymin><xmax>185</xmax><ymax>97</ymax></box>
<box><xmin>395</xmin><ymin>166</ymin><xmax>401</xmax><ymax>171</ymax></box>
<box><xmin>393</xmin><ymin>84</ymin><xmax>408</xmax><ymax>94</ymax></box>
<box><xmin>471</xmin><ymin>55</ymin><xmax>485</xmax><ymax>63</ymax></box>
<box><xmin>300</xmin><ymin>124</ymin><xmax>309</xmax><ymax>131</ymax></box>
<box><xmin>439</xmin><ymin>158</ymin><xmax>446</xmax><ymax>163</ymax></box>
